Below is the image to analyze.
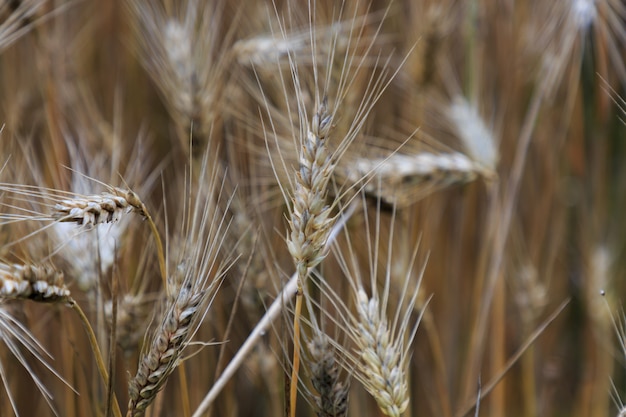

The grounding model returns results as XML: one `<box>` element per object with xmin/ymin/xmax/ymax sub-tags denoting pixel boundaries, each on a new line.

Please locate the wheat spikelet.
<box><xmin>307</xmin><ymin>333</ymin><xmax>350</xmax><ymax>417</ymax></box>
<box><xmin>127</xmin><ymin>288</ymin><xmax>204</xmax><ymax>416</ymax></box>
<box><xmin>128</xmin><ymin>132</ymin><xmax>231</xmax><ymax>416</ymax></box>
<box><xmin>0</xmin><ymin>183</ymin><xmax>146</xmax><ymax>226</ymax></box>
<box><xmin>0</xmin><ymin>262</ymin><xmax>69</xmax><ymax>303</ymax></box>
<box><xmin>307</xmin><ymin>195</ymin><xmax>428</xmax><ymax>417</ymax></box>
<box><xmin>53</xmin><ymin>191</ymin><xmax>134</xmax><ymax>226</ymax></box>
<box><xmin>233</xmin><ymin>11</ymin><xmax>389</xmax><ymax>69</ymax></box>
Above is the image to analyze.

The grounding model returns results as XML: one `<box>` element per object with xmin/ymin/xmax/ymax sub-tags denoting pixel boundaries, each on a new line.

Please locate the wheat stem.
<box><xmin>70</xmin><ymin>299</ymin><xmax>123</xmax><ymax>417</ymax></box>
<box><xmin>289</xmin><ymin>283</ymin><xmax>304</xmax><ymax>417</ymax></box>
<box><xmin>116</xmin><ymin>188</ymin><xmax>167</xmax><ymax>292</ymax></box>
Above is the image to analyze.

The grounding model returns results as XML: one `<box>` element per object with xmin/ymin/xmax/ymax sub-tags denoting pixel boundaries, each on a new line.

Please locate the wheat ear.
<box><xmin>53</xmin><ymin>187</ymin><xmax>167</xmax><ymax>288</ymax></box>
<box><xmin>0</xmin><ymin>261</ymin><xmax>123</xmax><ymax>416</ymax></box>
<box><xmin>0</xmin><ymin>262</ymin><xmax>69</xmax><ymax>303</ymax></box>
<box><xmin>308</xmin><ymin>333</ymin><xmax>350</xmax><ymax>417</ymax></box>
<box><xmin>287</xmin><ymin>98</ymin><xmax>336</xmax><ymax>417</ymax></box>
<box><xmin>127</xmin><ymin>288</ymin><xmax>205</xmax><ymax>417</ymax></box>
<box><xmin>354</xmin><ymin>288</ymin><xmax>412</xmax><ymax>417</ymax></box>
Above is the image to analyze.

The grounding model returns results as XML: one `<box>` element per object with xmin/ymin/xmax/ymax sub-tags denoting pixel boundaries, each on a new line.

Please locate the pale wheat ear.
<box><xmin>126</xmin><ymin>0</ymin><xmax>235</xmax><ymax>158</ymax></box>
<box><xmin>306</xmin><ymin>193</ymin><xmax>429</xmax><ymax>417</ymax></box>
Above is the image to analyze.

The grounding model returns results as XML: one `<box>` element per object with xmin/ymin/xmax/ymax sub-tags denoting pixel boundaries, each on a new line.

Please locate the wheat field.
<box><xmin>0</xmin><ymin>1</ymin><xmax>625</xmax><ymax>416</ymax></box>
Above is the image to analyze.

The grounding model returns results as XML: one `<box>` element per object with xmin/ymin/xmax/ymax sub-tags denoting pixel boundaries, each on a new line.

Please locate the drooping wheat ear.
<box><xmin>287</xmin><ymin>98</ymin><xmax>335</xmax><ymax>278</ymax></box>
<box><xmin>127</xmin><ymin>288</ymin><xmax>205</xmax><ymax>417</ymax></box>
<box><xmin>354</xmin><ymin>288</ymin><xmax>409</xmax><ymax>417</ymax></box>
<box><xmin>233</xmin><ymin>12</ymin><xmax>388</xmax><ymax>69</ymax></box>
<box><xmin>53</xmin><ymin>191</ymin><xmax>132</xmax><ymax>226</ymax></box>
<box><xmin>307</xmin><ymin>333</ymin><xmax>350</xmax><ymax>417</ymax></box>
<box><xmin>337</xmin><ymin>152</ymin><xmax>485</xmax><ymax>206</ymax></box>
<box><xmin>0</xmin><ymin>262</ymin><xmax>69</xmax><ymax>303</ymax></box>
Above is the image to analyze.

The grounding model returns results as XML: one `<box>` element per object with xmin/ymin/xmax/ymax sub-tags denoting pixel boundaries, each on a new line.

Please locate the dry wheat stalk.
<box><xmin>308</xmin><ymin>333</ymin><xmax>350</xmax><ymax>417</ymax></box>
<box><xmin>0</xmin><ymin>262</ymin><xmax>69</xmax><ymax>303</ymax></box>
